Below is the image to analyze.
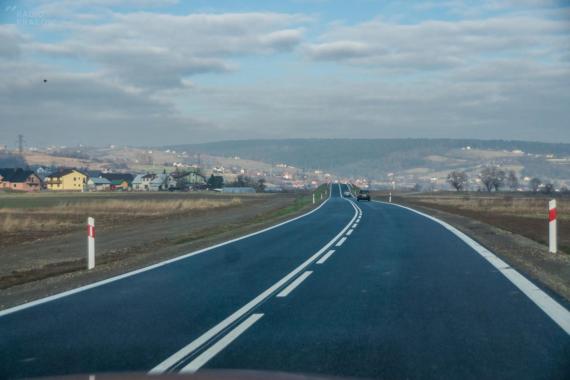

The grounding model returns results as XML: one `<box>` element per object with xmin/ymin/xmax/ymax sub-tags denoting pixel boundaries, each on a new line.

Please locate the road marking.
<box><xmin>276</xmin><ymin>271</ymin><xmax>313</xmax><ymax>298</ymax></box>
<box><xmin>336</xmin><ymin>237</ymin><xmax>347</xmax><ymax>247</ymax></box>
<box><xmin>150</xmin><ymin>192</ymin><xmax>359</xmax><ymax>374</ymax></box>
<box><xmin>352</xmin><ymin>223</ymin><xmax>358</xmax><ymax>228</ymax></box>
<box><xmin>374</xmin><ymin>200</ymin><xmax>570</xmax><ymax>336</ymax></box>
<box><xmin>346</xmin><ymin>229</ymin><xmax>354</xmax><ymax>236</ymax></box>
<box><xmin>0</xmin><ymin>187</ymin><xmax>337</xmax><ymax>319</ymax></box>
<box><xmin>316</xmin><ymin>250</ymin><xmax>335</xmax><ymax>264</ymax></box>
<box><xmin>180</xmin><ymin>313</ymin><xmax>264</xmax><ymax>373</ymax></box>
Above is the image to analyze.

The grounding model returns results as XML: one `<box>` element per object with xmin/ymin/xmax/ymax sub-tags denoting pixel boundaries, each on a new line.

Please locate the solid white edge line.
<box><xmin>346</xmin><ymin>229</ymin><xmax>353</xmax><ymax>236</ymax></box>
<box><xmin>336</xmin><ymin>237</ymin><xmax>347</xmax><ymax>247</ymax></box>
<box><xmin>0</xmin><ymin>185</ymin><xmax>336</xmax><ymax>318</ymax></box>
<box><xmin>180</xmin><ymin>313</ymin><xmax>264</xmax><ymax>373</ymax></box>
<box><xmin>374</xmin><ymin>200</ymin><xmax>570</xmax><ymax>335</ymax></box>
<box><xmin>316</xmin><ymin>250</ymin><xmax>336</xmax><ymax>265</ymax></box>
<box><xmin>276</xmin><ymin>271</ymin><xmax>313</xmax><ymax>298</ymax></box>
<box><xmin>149</xmin><ymin>186</ymin><xmax>359</xmax><ymax>374</ymax></box>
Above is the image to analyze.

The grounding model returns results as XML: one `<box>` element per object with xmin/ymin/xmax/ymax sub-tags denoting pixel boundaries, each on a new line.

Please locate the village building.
<box><xmin>149</xmin><ymin>173</ymin><xmax>170</xmax><ymax>191</ymax></box>
<box><xmin>132</xmin><ymin>174</ymin><xmax>155</xmax><ymax>191</ymax></box>
<box><xmin>44</xmin><ymin>169</ymin><xmax>87</xmax><ymax>191</ymax></box>
<box><xmin>87</xmin><ymin>177</ymin><xmax>112</xmax><ymax>192</ymax></box>
<box><xmin>133</xmin><ymin>172</ymin><xmax>183</xmax><ymax>191</ymax></box>
<box><xmin>0</xmin><ymin>168</ymin><xmax>42</xmax><ymax>192</ymax></box>
<box><xmin>100</xmin><ymin>173</ymin><xmax>134</xmax><ymax>191</ymax></box>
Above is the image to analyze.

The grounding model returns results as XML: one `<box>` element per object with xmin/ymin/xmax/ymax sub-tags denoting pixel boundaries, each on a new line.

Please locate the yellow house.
<box><xmin>45</xmin><ymin>169</ymin><xmax>87</xmax><ymax>191</ymax></box>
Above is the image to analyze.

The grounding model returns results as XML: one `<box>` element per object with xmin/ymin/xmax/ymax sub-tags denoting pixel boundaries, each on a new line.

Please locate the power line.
<box><xmin>17</xmin><ymin>134</ymin><xmax>24</xmax><ymax>155</ymax></box>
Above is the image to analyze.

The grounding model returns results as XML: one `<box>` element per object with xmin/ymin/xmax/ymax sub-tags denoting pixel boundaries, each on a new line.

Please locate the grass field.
<box><xmin>0</xmin><ymin>191</ymin><xmax>249</xmax><ymax>245</ymax></box>
<box><xmin>0</xmin><ymin>187</ymin><xmax>328</xmax><ymax>247</ymax></box>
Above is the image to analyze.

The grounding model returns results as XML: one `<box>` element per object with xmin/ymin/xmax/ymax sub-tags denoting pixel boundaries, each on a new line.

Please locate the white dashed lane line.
<box><xmin>316</xmin><ymin>250</ymin><xmax>335</xmax><ymax>265</ymax></box>
<box><xmin>276</xmin><ymin>271</ymin><xmax>313</xmax><ymax>298</ymax></box>
<box><xmin>180</xmin><ymin>313</ymin><xmax>264</xmax><ymax>373</ymax></box>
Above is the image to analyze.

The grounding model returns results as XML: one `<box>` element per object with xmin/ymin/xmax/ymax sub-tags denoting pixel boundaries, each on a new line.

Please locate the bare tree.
<box><xmin>542</xmin><ymin>183</ymin><xmax>555</xmax><ymax>194</ymax></box>
<box><xmin>480</xmin><ymin>167</ymin><xmax>493</xmax><ymax>192</ymax></box>
<box><xmin>479</xmin><ymin>166</ymin><xmax>505</xmax><ymax>192</ymax></box>
<box><xmin>492</xmin><ymin>169</ymin><xmax>506</xmax><ymax>191</ymax></box>
<box><xmin>529</xmin><ymin>177</ymin><xmax>541</xmax><ymax>192</ymax></box>
<box><xmin>447</xmin><ymin>171</ymin><xmax>468</xmax><ymax>191</ymax></box>
<box><xmin>506</xmin><ymin>170</ymin><xmax>519</xmax><ymax>191</ymax></box>
<box><xmin>256</xmin><ymin>178</ymin><xmax>266</xmax><ymax>192</ymax></box>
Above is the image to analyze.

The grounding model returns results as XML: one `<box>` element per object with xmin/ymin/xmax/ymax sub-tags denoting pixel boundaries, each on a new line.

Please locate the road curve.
<box><xmin>0</xmin><ymin>184</ymin><xmax>568</xmax><ymax>379</ymax></box>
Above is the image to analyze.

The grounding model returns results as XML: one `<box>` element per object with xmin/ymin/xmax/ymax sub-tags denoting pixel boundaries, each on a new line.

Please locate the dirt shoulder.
<box><xmin>391</xmin><ymin>195</ymin><xmax>570</xmax><ymax>303</ymax></box>
<box><xmin>0</xmin><ymin>191</ymin><xmax>325</xmax><ymax>310</ymax></box>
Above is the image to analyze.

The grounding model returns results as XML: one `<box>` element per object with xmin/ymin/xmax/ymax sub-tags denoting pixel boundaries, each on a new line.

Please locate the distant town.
<box><xmin>1</xmin><ymin>139</ymin><xmax>569</xmax><ymax>194</ymax></box>
<box><xmin>0</xmin><ymin>141</ymin><xmax>335</xmax><ymax>193</ymax></box>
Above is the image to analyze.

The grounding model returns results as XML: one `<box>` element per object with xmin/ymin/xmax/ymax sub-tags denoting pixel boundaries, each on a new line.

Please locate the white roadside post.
<box><xmin>549</xmin><ymin>199</ymin><xmax>557</xmax><ymax>254</ymax></box>
<box><xmin>87</xmin><ymin>217</ymin><xmax>95</xmax><ymax>269</ymax></box>
<box><xmin>312</xmin><ymin>193</ymin><xmax>315</xmax><ymax>204</ymax></box>
<box><xmin>389</xmin><ymin>192</ymin><xmax>392</xmax><ymax>203</ymax></box>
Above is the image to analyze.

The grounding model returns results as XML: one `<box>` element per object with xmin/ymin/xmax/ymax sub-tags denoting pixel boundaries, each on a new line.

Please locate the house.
<box><xmin>149</xmin><ymin>173</ymin><xmax>169</xmax><ymax>191</ymax></box>
<box><xmin>87</xmin><ymin>177</ymin><xmax>112</xmax><ymax>192</ymax></box>
<box><xmin>132</xmin><ymin>174</ymin><xmax>155</xmax><ymax>191</ymax></box>
<box><xmin>132</xmin><ymin>172</ymin><xmax>177</xmax><ymax>191</ymax></box>
<box><xmin>0</xmin><ymin>168</ymin><xmax>42</xmax><ymax>192</ymax></box>
<box><xmin>44</xmin><ymin>169</ymin><xmax>87</xmax><ymax>191</ymax></box>
<box><xmin>169</xmin><ymin>170</ymin><xmax>207</xmax><ymax>190</ymax></box>
<box><xmin>109</xmin><ymin>179</ymin><xmax>129</xmax><ymax>191</ymax></box>
<box><xmin>100</xmin><ymin>173</ymin><xmax>134</xmax><ymax>191</ymax></box>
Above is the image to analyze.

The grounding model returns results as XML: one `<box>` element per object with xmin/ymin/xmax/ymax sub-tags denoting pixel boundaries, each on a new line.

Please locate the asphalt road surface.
<box><xmin>1</xmin><ymin>184</ymin><xmax>569</xmax><ymax>379</ymax></box>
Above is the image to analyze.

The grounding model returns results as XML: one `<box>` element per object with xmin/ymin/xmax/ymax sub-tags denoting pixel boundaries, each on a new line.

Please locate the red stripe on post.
<box><xmin>549</xmin><ymin>208</ymin><xmax>557</xmax><ymax>222</ymax></box>
<box><xmin>87</xmin><ymin>225</ymin><xmax>95</xmax><ymax>238</ymax></box>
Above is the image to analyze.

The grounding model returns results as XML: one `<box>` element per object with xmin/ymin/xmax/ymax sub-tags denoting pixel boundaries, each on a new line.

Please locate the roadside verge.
<box><xmin>0</xmin><ymin>188</ymin><xmax>330</xmax><ymax>312</ymax></box>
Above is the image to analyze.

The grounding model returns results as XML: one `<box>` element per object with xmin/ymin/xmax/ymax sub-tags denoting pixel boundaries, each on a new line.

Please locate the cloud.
<box><xmin>260</xmin><ymin>29</ymin><xmax>305</xmax><ymax>51</ymax></box>
<box><xmin>169</xmin><ymin>55</ymin><xmax>570</xmax><ymax>142</ymax></box>
<box><xmin>0</xmin><ymin>8</ymin><xmax>310</xmax><ymax>145</ymax></box>
<box><xmin>29</xmin><ymin>11</ymin><xmax>309</xmax><ymax>90</ymax></box>
<box><xmin>2</xmin><ymin>1</ymin><xmax>569</xmax><ymax>146</ymax></box>
<box><xmin>0</xmin><ymin>25</ymin><xmax>24</xmax><ymax>58</ymax></box>
<box><xmin>0</xmin><ymin>60</ymin><xmax>219</xmax><ymax>146</ymax></box>
<box><xmin>304</xmin><ymin>41</ymin><xmax>371</xmax><ymax>60</ymax></box>
<box><xmin>304</xmin><ymin>15</ymin><xmax>569</xmax><ymax>69</ymax></box>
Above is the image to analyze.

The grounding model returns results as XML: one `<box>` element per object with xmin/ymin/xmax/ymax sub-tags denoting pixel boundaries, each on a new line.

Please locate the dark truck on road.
<box><xmin>357</xmin><ymin>189</ymin><xmax>371</xmax><ymax>201</ymax></box>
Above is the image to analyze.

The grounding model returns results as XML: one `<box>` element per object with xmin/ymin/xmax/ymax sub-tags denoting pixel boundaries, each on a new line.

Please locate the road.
<box><xmin>1</xmin><ymin>184</ymin><xmax>569</xmax><ymax>379</ymax></box>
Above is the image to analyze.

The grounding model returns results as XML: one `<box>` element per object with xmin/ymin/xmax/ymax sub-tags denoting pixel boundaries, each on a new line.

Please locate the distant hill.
<box><xmin>168</xmin><ymin>139</ymin><xmax>570</xmax><ymax>181</ymax></box>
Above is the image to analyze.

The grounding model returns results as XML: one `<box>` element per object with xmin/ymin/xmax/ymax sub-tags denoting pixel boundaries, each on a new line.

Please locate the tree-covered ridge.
<box><xmin>169</xmin><ymin>139</ymin><xmax>570</xmax><ymax>179</ymax></box>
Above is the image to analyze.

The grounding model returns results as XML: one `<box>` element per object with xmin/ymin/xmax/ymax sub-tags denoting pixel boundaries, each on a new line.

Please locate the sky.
<box><xmin>0</xmin><ymin>0</ymin><xmax>569</xmax><ymax>147</ymax></box>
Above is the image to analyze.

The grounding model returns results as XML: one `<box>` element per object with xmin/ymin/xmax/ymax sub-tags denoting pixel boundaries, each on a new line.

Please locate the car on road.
<box><xmin>357</xmin><ymin>189</ymin><xmax>371</xmax><ymax>201</ymax></box>
<box><xmin>343</xmin><ymin>191</ymin><xmax>352</xmax><ymax>197</ymax></box>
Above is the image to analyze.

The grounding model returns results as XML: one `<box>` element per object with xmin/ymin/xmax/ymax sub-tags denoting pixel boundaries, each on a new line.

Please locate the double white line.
<box><xmin>150</xmin><ymin>185</ymin><xmax>361</xmax><ymax>374</ymax></box>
